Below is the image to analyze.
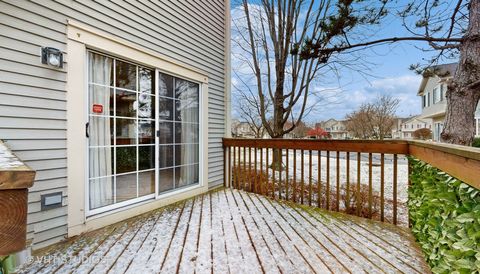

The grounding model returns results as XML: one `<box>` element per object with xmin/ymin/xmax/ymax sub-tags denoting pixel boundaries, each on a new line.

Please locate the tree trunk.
<box><xmin>270</xmin><ymin>99</ymin><xmax>286</xmax><ymax>170</ymax></box>
<box><xmin>441</xmin><ymin>0</ymin><xmax>480</xmax><ymax>146</ymax></box>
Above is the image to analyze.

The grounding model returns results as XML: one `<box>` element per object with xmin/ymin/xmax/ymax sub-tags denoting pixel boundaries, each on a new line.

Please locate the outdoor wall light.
<box><xmin>41</xmin><ymin>47</ymin><xmax>63</xmax><ymax>68</ymax></box>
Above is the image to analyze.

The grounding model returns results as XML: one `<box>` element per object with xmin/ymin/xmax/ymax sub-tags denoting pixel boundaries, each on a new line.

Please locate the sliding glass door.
<box><xmin>87</xmin><ymin>51</ymin><xmax>200</xmax><ymax>215</ymax></box>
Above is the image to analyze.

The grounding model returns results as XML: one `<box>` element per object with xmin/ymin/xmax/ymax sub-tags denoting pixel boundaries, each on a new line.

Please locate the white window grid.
<box><xmin>87</xmin><ymin>51</ymin><xmax>200</xmax><ymax>211</ymax></box>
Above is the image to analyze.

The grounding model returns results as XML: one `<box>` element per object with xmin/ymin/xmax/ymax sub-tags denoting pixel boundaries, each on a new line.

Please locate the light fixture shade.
<box><xmin>41</xmin><ymin>47</ymin><xmax>63</xmax><ymax>68</ymax></box>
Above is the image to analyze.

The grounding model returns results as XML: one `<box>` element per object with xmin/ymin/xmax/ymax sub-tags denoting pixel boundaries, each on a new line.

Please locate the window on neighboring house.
<box><xmin>440</xmin><ymin>84</ymin><xmax>445</xmax><ymax>101</ymax></box>
<box><xmin>428</xmin><ymin>92</ymin><xmax>431</xmax><ymax>106</ymax></box>
<box><xmin>422</xmin><ymin>95</ymin><xmax>426</xmax><ymax>108</ymax></box>
<box><xmin>433</xmin><ymin>87</ymin><xmax>440</xmax><ymax>104</ymax></box>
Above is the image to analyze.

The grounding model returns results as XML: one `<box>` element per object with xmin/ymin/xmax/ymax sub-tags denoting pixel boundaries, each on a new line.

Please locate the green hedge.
<box><xmin>408</xmin><ymin>157</ymin><xmax>480</xmax><ymax>273</ymax></box>
<box><xmin>473</xmin><ymin>137</ymin><xmax>480</xmax><ymax>148</ymax></box>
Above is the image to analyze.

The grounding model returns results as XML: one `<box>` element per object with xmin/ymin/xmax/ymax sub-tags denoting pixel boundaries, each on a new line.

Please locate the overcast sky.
<box><xmin>230</xmin><ymin>1</ymin><xmax>458</xmax><ymax>124</ymax></box>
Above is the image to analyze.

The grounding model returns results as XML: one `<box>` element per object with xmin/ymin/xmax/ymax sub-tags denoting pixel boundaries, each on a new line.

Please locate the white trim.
<box><xmin>224</xmin><ymin>0</ymin><xmax>232</xmax><ymax>138</ymax></box>
<box><xmin>67</xmin><ymin>23</ymin><xmax>209</xmax><ymax>237</ymax></box>
<box><xmin>476</xmin><ymin>117</ymin><xmax>479</xmax><ymax>137</ymax></box>
<box><xmin>67</xmin><ymin>20</ymin><xmax>208</xmax><ymax>84</ymax></box>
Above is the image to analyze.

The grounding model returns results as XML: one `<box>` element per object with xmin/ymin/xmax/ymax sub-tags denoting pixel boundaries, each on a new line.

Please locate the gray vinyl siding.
<box><xmin>0</xmin><ymin>0</ymin><xmax>227</xmax><ymax>249</ymax></box>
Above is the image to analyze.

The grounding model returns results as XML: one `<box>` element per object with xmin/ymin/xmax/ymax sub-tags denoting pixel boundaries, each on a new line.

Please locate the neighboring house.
<box><xmin>0</xmin><ymin>0</ymin><xmax>230</xmax><ymax>255</ymax></box>
<box><xmin>399</xmin><ymin>116</ymin><xmax>432</xmax><ymax>139</ymax></box>
<box><xmin>391</xmin><ymin>117</ymin><xmax>410</xmax><ymax>139</ymax></box>
<box><xmin>232</xmin><ymin>119</ymin><xmax>256</xmax><ymax>138</ymax></box>
<box><xmin>316</xmin><ymin>119</ymin><xmax>349</xmax><ymax>139</ymax></box>
<box><xmin>418</xmin><ymin>62</ymin><xmax>480</xmax><ymax>141</ymax></box>
<box><xmin>417</xmin><ymin>63</ymin><xmax>456</xmax><ymax>141</ymax></box>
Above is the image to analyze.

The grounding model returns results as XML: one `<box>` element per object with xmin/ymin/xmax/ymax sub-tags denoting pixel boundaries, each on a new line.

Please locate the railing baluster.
<box><xmin>223</xmin><ymin>146</ymin><xmax>227</xmax><ymax>187</ymax></box>
<box><xmin>286</xmin><ymin>149</ymin><xmax>289</xmax><ymax>201</ymax></box>
<box><xmin>356</xmin><ymin>152</ymin><xmax>361</xmax><ymax>216</ymax></box>
<box><xmin>393</xmin><ymin>154</ymin><xmax>398</xmax><ymax>225</ymax></box>
<box><xmin>293</xmin><ymin>149</ymin><xmax>297</xmax><ymax>203</ymax></box>
<box><xmin>336</xmin><ymin>151</ymin><xmax>340</xmax><ymax>211</ymax></box>
<box><xmin>326</xmin><ymin>151</ymin><xmax>330</xmax><ymax>210</ymax></box>
<box><xmin>265</xmin><ymin>148</ymin><xmax>269</xmax><ymax>196</ymax></box>
<box><xmin>300</xmin><ymin>150</ymin><xmax>305</xmax><ymax>204</ymax></box>
<box><xmin>272</xmin><ymin>149</ymin><xmax>276</xmax><ymax>199</ymax></box>
<box><xmin>260</xmin><ymin>148</ymin><xmax>263</xmax><ymax>195</ymax></box>
<box><xmin>243</xmin><ymin>146</ymin><xmax>247</xmax><ymax>191</ymax></box>
<box><xmin>238</xmin><ymin>146</ymin><xmax>242</xmax><ymax>189</ymax></box>
<box><xmin>368</xmin><ymin>153</ymin><xmax>373</xmax><ymax>219</ymax></box>
<box><xmin>309</xmin><ymin>150</ymin><xmax>312</xmax><ymax>206</ymax></box>
<box><xmin>408</xmin><ymin>157</ymin><xmax>411</xmax><ymax>227</ymax></box>
<box><xmin>249</xmin><ymin>147</ymin><xmax>252</xmax><ymax>191</ymax></box>
<box><xmin>346</xmin><ymin>151</ymin><xmax>350</xmax><ymax>210</ymax></box>
<box><xmin>232</xmin><ymin>147</ymin><xmax>237</xmax><ymax>188</ymax></box>
<box><xmin>279</xmin><ymin>149</ymin><xmax>282</xmax><ymax>200</ymax></box>
<box><xmin>228</xmin><ymin>146</ymin><xmax>232</xmax><ymax>187</ymax></box>
<box><xmin>254</xmin><ymin>147</ymin><xmax>258</xmax><ymax>193</ymax></box>
<box><xmin>318</xmin><ymin>150</ymin><xmax>321</xmax><ymax>208</ymax></box>
<box><xmin>380</xmin><ymin>153</ymin><xmax>385</xmax><ymax>222</ymax></box>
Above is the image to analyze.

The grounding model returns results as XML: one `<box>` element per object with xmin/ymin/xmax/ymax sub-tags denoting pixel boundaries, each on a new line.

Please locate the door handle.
<box><xmin>86</xmin><ymin>122</ymin><xmax>90</xmax><ymax>138</ymax></box>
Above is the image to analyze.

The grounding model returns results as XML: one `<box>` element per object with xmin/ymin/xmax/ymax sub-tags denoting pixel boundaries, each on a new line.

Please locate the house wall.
<box><xmin>419</xmin><ymin>76</ymin><xmax>447</xmax><ymax>119</ymax></box>
<box><xmin>0</xmin><ymin>0</ymin><xmax>227</xmax><ymax>249</ymax></box>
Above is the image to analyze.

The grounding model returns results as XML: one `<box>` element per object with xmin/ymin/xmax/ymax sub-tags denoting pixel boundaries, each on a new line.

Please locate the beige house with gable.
<box><xmin>316</xmin><ymin>119</ymin><xmax>350</xmax><ymax>139</ymax></box>
<box><xmin>417</xmin><ymin>63</ymin><xmax>480</xmax><ymax>141</ymax></box>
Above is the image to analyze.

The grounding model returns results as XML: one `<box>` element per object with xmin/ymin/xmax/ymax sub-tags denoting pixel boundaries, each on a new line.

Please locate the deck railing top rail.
<box><xmin>223</xmin><ymin>138</ymin><xmax>410</xmax><ymax>154</ymax></box>
<box><xmin>407</xmin><ymin>140</ymin><xmax>480</xmax><ymax>189</ymax></box>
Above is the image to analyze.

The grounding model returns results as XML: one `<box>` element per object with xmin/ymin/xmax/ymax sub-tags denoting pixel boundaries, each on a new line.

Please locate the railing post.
<box><xmin>0</xmin><ymin>141</ymin><xmax>36</xmax><ymax>256</ymax></box>
<box><xmin>393</xmin><ymin>154</ymin><xmax>398</xmax><ymax>225</ymax></box>
<box><xmin>223</xmin><ymin>145</ymin><xmax>227</xmax><ymax>187</ymax></box>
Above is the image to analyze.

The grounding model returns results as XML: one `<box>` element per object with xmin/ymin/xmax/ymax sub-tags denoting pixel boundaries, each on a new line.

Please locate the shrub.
<box><xmin>408</xmin><ymin>157</ymin><xmax>480</xmax><ymax>273</ymax></box>
<box><xmin>472</xmin><ymin>137</ymin><xmax>480</xmax><ymax>148</ymax></box>
<box><xmin>231</xmin><ymin>164</ymin><xmax>383</xmax><ymax>221</ymax></box>
<box><xmin>413</xmin><ymin>128</ymin><xmax>432</xmax><ymax>140</ymax></box>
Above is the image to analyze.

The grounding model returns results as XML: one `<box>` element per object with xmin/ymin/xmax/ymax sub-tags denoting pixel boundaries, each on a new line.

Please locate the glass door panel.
<box><xmin>156</xmin><ymin>71</ymin><xmax>200</xmax><ymax>196</ymax></box>
<box><xmin>87</xmin><ymin>51</ymin><xmax>156</xmax><ymax>214</ymax></box>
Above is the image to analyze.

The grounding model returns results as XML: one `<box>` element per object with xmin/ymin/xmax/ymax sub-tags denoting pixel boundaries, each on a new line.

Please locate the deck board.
<box><xmin>18</xmin><ymin>188</ymin><xmax>430</xmax><ymax>274</ymax></box>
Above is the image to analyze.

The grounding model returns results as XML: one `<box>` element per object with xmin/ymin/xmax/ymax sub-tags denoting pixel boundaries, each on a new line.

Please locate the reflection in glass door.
<box><xmin>156</xmin><ymin>71</ymin><xmax>200</xmax><ymax>196</ymax></box>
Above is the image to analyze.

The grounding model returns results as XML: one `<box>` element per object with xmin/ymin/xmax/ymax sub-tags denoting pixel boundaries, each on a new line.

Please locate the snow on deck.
<box><xmin>18</xmin><ymin>189</ymin><xmax>429</xmax><ymax>274</ymax></box>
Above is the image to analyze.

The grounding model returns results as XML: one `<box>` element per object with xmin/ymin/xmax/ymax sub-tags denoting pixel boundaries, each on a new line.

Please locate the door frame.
<box><xmin>67</xmin><ymin>20</ymin><xmax>209</xmax><ymax>237</ymax></box>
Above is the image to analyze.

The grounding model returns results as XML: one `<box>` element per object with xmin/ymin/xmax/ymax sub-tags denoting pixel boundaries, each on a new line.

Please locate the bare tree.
<box><xmin>345</xmin><ymin>95</ymin><xmax>399</xmax><ymax>140</ymax></box>
<box><xmin>345</xmin><ymin>104</ymin><xmax>376</xmax><ymax>139</ymax></box>
<box><xmin>233</xmin><ymin>87</ymin><xmax>271</xmax><ymax>138</ymax></box>
<box><xmin>234</xmin><ymin>0</ymin><xmax>388</xmax><ymax>168</ymax></box>
<box><xmin>298</xmin><ymin>0</ymin><xmax>479</xmax><ymax>146</ymax></box>
<box><xmin>233</xmin><ymin>0</ymin><xmax>387</xmax><ymax>139</ymax></box>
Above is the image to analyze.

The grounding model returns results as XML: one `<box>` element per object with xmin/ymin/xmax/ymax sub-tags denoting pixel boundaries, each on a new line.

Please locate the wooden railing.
<box><xmin>222</xmin><ymin>138</ymin><xmax>480</xmax><ymax>226</ymax></box>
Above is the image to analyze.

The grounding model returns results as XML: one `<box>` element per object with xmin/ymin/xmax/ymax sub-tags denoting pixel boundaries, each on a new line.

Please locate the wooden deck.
<box><xmin>19</xmin><ymin>188</ymin><xmax>429</xmax><ymax>274</ymax></box>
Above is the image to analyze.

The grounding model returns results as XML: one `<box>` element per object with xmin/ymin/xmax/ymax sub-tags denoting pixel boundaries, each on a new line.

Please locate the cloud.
<box><xmin>308</xmin><ymin>74</ymin><xmax>422</xmax><ymax>122</ymax></box>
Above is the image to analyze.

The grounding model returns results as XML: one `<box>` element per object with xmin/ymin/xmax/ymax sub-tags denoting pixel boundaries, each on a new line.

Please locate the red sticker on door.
<box><xmin>92</xmin><ymin>104</ymin><xmax>103</xmax><ymax>114</ymax></box>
